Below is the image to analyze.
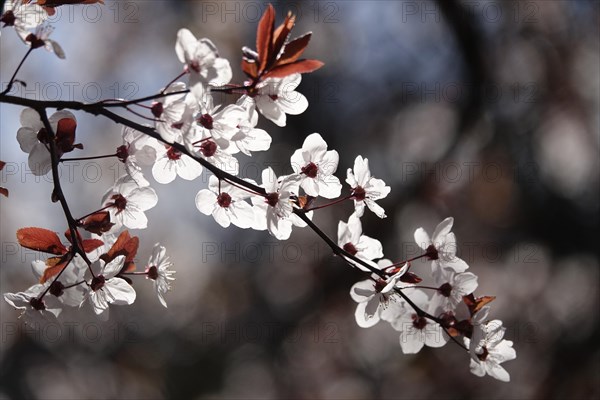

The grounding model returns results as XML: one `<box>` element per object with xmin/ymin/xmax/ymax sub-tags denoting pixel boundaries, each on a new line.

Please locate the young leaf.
<box><xmin>277</xmin><ymin>32</ymin><xmax>312</xmax><ymax>66</ymax></box>
<box><xmin>17</xmin><ymin>227</ymin><xmax>68</xmax><ymax>255</ymax></box>
<box><xmin>263</xmin><ymin>59</ymin><xmax>324</xmax><ymax>79</ymax></box>
<box><xmin>39</xmin><ymin>254</ymin><xmax>71</xmax><ymax>284</ymax></box>
<box><xmin>256</xmin><ymin>4</ymin><xmax>275</xmax><ymax>74</ymax></box>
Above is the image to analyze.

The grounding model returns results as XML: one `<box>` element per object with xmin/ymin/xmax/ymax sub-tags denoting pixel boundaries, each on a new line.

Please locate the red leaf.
<box><xmin>0</xmin><ymin>187</ymin><xmax>8</xmax><ymax>198</ymax></box>
<box><xmin>272</xmin><ymin>11</ymin><xmax>296</xmax><ymax>63</ymax></box>
<box><xmin>101</xmin><ymin>231</ymin><xmax>139</xmax><ymax>266</ymax></box>
<box><xmin>0</xmin><ymin>161</ymin><xmax>5</xmax><ymax>170</ymax></box>
<box><xmin>55</xmin><ymin>117</ymin><xmax>78</xmax><ymax>153</ymax></box>
<box><xmin>82</xmin><ymin>239</ymin><xmax>104</xmax><ymax>253</ymax></box>
<box><xmin>263</xmin><ymin>59</ymin><xmax>324</xmax><ymax>79</ymax></box>
<box><xmin>81</xmin><ymin>211</ymin><xmax>114</xmax><ymax>235</ymax></box>
<box><xmin>256</xmin><ymin>4</ymin><xmax>275</xmax><ymax>73</ymax></box>
<box><xmin>277</xmin><ymin>32</ymin><xmax>312</xmax><ymax>66</ymax></box>
<box><xmin>40</xmin><ymin>255</ymin><xmax>70</xmax><ymax>284</ymax></box>
<box><xmin>241</xmin><ymin>59</ymin><xmax>259</xmax><ymax>79</ymax></box>
<box><xmin>17</xmin><ymin>227</ymin><xmax>68</xmax><ymax>255</ymax></box>
<box><xmin>463</xmin><ymin>294</ymin><xmax>496</xmax><ymax>316</ymax></box>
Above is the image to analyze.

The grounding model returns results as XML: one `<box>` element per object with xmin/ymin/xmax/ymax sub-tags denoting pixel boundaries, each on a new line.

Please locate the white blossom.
<box><xmin>145</xmin><ymin>243</ymin><xmax>175</xmax><ymax>308</ymax></box>
<box><xmin>337</xmin><ymin>212</ymin><xmax>383</xmax><ymax>271</ymax></box>
<box><xmin>465</xmin><ymin>319</ymin><xmax>516</xmax><ymax>382</ymax></box>
<box><xmin>176</xmin><ymin>29</ymin><xmax>232</xmax><ymax>86</ymax></box>
<box><xmin>84</xmin><ymin>255</ymin><xmax>136</xmax><ymax>320</ymax></box>
<box><xmin>290</xmin><ymin>133</ymin><xmax>342</xmax><ymax>199</ymax></box>
<box><xmin>346</xmin><ymin>155</ymin><xmax>391</xmax><ymax>218</ymax></box>
<box><xmin>242</xmin><ymin>73</ymin><xmax>308</xmax><ymax>127</ymax></box>
<box><xmin>102</xmin><ymin>175</ymin><xmax>158</xmax><ymax>230</ymax></box>
<box><xmin>195</xmin><ymin>175</ymin><xmax>255</xmax><ymax>229</ymax></box>
<box><xmin>414</xmin><ymin>217</ymin><xmax>469</xmax><ymax>273</ymax></box>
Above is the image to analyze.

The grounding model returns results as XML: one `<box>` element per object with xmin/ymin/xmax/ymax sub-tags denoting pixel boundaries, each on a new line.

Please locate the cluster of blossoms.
<box><xmin>1</xmin><ymin>3</ymin><xmax>516</xmax><ymax>382</ymax></box>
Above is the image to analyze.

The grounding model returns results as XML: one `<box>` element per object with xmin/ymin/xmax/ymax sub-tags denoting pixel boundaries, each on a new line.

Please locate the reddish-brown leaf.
<box><xmin>399</xmin><ymin>272</ymin><xmax>423</xmax><ymax>284</ymax></box>
<box><xmin>17</xmin><ymin>227</ymin><xmax>68</xmax><ymax>255</ymax></box>
<box><xmin>39</xmin><ymin>255</ymin><xmax>70</xmax><ymax>284</ymax></box>
<box><xmin>256</xmin><ymin>4</ymin><xmax>275</xmax><ymax>73</ymax></box>
<box><xmin>0</xmin><ymin>161</ymin><xmax>5</xmax><ymax>170</ymax></box>
<box><xmin>55</xmin><ymin>118</ymin><xmax>78</xmax><ymax>153</ymax></box>
<box><xmin>0</xmin><ymin>187</ymin><xmax>8</xmax><ymax>198</ymax></box>
<box><xmin>262</xmin><ymin>59</ymin><xmax>324</xmax><ymax>79</ymax></box>
<box><xmin>276</xmin><ymin>32</ymin><xmax>312</xmax><ymax>66</ymax></box>
<box><xmin>272</xmin><ymin>11</ymin><xmax>296</xmax><ymax>63</ymax></box>
<box><xmin>241</xmin><ymin>59</ymin><xmax>259</xmax><ymax>79</ymax></box>
<box><xmin>82</xmin><ymin>239</ymin><xmax>104</xmax><ymax>253</ymax></box>
<box><xmin>101</xmin><ymin>231</ymin><xmax>139</xmax><ymax>266</ymax></box>
<box><xmin>463</xmin><ymin>294</ymin><xmax>496</xmax><ymax>316</ymax></box>
<box><xmin>81</xmin><ymin>211</ymin><xmax>114</xmax><ymax>235</ymax></box>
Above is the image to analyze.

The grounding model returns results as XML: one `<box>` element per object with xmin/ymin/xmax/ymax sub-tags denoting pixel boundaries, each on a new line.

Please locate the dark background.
<box><xmin>0</xmin><ymin>1</ymin><xmax>599</xmax><ymax>399</ymax></box>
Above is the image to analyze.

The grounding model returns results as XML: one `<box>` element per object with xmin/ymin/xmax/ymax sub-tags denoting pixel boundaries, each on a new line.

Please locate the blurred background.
<box><xmin>0</xmin><ymin>1</ymin><xmax>598</xmax><ymax>399</ymax></box>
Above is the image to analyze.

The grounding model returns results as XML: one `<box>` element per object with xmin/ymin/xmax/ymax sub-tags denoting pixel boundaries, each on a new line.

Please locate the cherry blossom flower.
<box><xmin>414</xmin><ymin>217</ymin><xmax>469</xmax><ymax>273</ymax></box>
<box><xmin>431</xmin><ymin>265</ymin><xmax>478</xmax><ymax>312</ymax></box>
<box><xmin>350</xmin><ymin>261</ymin><xmax>408</xmax><ymax>328</ymax></box>
<box><xmin>346</xmin><ymin>155</ymin><xmax>391</xmax><ymax>218</ymax></box>
<box><xmin>118</xmin><ymin>126</ymin><xmax>158</xmax><ymax>187</ymax></box>
<box><xmin>251</xmin><ymin>168</ymin><xmax>305</xmax><ymax>240</ymax></box>
<box><xmin>84</xmin><ymin>255</ymin><xmax>136</xmax><ymax>320</ymax></box>
<box><xmin>102</xmin><ymin>175</ymin><xmax>158</xmax><ymax>230</ymax></box>
<box><xmin>464</xmin><ymin>319</ymin><xmax>516</xmax><ymax>382</ymax></box>
<box><xmin>145</xmin><ymin>243</ymin><xmax>175</xmax><ymax>308</ymax></box>
<box><xmin>153</xmin><ymin>82</ymin><xmax>188</xmax><ymax>143</ymax></box>
<box><xmin>31</xmin><ymin>255</ymin><xmax>88</xmax><ymax>307</ymax></box>
<box><xmin>337</xmin><ymin>212</ymin><xmax>383</xmax><ymax>271</ymax></box>
<box><xmin>243</xmin><ymin>73</ymin><xmax>308</xmax><ymax>127</ymax></box>
<box><xmin>195</xmin><ymin>175</ymin><xmax>255</xmax><ymax>228</ymax></box>
<box><xmin>383</xmin><ymin>289</ymin><xmax>448</xmax><ymax>354</ymax></box>
<box><xmin>191</xmin><ymin>87</ymin><xmax>247</xmax><ymax>154</ymax></box>
<box><xmin>152</xmin><ymin>144</ymin><xmax>203</xmax><ymax>184</ymax></box>
<box><xmin>17</xmin><ymin>23</ymin><xmax>64</xmax><ymax>58</ymax></box>
<box><xmin>4</xmin><ymin>283</ymin><xmax>61</xmax><ymax>325</ymax></box>
<box><xmin>229</xmin><ymin>98</ymin><xmax>272</xmax><ymax>156</ymax></box>
<box><xmin>184</xmin><ymin>126</ymin><xmax>240</xmax><ymax>176</ymax></box>
<box><xmin>176</xmin><ymin>29</ymin><xmax>232</xmax><ymax>86</ymax></box>
<box><xmin>290</xmin><ymin>132</ymin><xmax>342</xmax><ymax>199</ymax></box>
<box><xmin>17</xmin><ymin>108</ymin><xmax>80</xmax><ymax>175</ymax></box>
<box><xmin>1</xmin><ymin>0</ymin><xmax>47</xmax><ymax>37</ymax></box>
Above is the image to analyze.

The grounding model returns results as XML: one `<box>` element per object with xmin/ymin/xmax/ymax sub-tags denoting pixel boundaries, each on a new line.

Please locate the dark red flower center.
<box><xmin>116</xmin><ymin>145</ymin><xmax>129</xmax><ymax>163</ymax></box>
<box><xmin>343</xmin><ymin>242</ymin><xmax>358</xmax><ymax>256</ymax></box>
<box><xmin>189</xmin><ymin>61</ymin><xmax>201</xmax><ymax>73</ymax></box>
<box><xmin>49</xmin><ymin>281</ymin><xmax>65</xmax><ymax>297</ymax></box>
<box><xmin>29</xmin><ymin>297</ymin><xmax>46</xmax><ymax>311</ymax></box>
<box><xmin>1</xmin><ymin>11</ymin><xmax>16</xmax><ymax>27</ymax></box>
<box><xmin>265</xmin><ymin>192</ymin><xmax>279</xmax><ymax>207</ymax></box>
<box><xmin>200</xmin><ymin>140</ymin><xmax>217</xmax><ymax>157</ymax></box>
<box><xmin>111</xmin><ymin>194</ymin><xmax>127</xmax><ymax>212</ymax></box>
<box><xmin>37</xmin><ymin>128</ymin><xmax>50</xmax><ymax>144</ymax></box>
<box><xmin>217</xmin><ymin>192</ymin><xmax>232</xmax><ymax>208</ymax></box>
<box><xmin>352</xmin><ymin>186</ymin><xmax>366</xmax><ymax>201</ymax></box>
<box><xmin>477</xmin><ymin>346</ymin><xmax>489</xmax><ymax>361</ymax></box>
<box><xmin>426</xmin><ymin>244</ymin><xmax>439</xmax><ymax>260</ymax></box>
<box><xmin>167</xmin><ymin>146</ymin><xmax>182</xmax><ymax>160</ymax></box>
<box><xmin>151</xmin><ymin>101</ymin><xmax>164</xmax><ymax>118</ymax></box>
<box><xmin>412</xmin><ymin>314</ymin><xmax>427</xmax><ymax>330</ymax></box>
<box><xmin>301</xmin><ymin>162</ymin><xmax>319</xmax><ymax>178</ymax></box>
<box><xmin>197</xmin><ymin>113</ymin><xmax>214</xmax><ymax>130</ymax></box>
<box><xmin>90</xmin><ymin>275</ymin><xmax>106</xmax><ymax>291</ymax></box>
<box><xmin>147</xmin><ymin>266</ymin><xmax>159</xmax><ymax>280</ymax></box>
<box><xmin>26</xmin><ymin>33</ymin><xmax>45</xmax><ymax>49</ymax></box>
<box><xmin>439</xmin><ymin>282</ymin><xmax>452</xmax><ymax>297</ymax></box>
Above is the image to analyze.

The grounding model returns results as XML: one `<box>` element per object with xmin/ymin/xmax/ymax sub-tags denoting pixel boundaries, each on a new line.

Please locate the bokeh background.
<box><xmin>1</xmin><ymin>1</ymin><xmax>599</xmax><ymax>399</ymax></box>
